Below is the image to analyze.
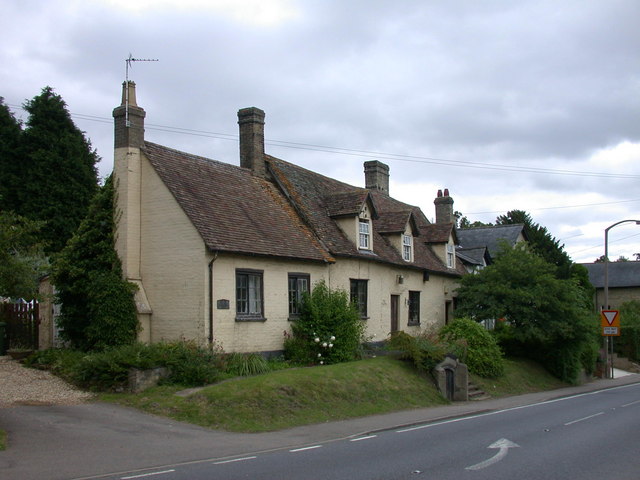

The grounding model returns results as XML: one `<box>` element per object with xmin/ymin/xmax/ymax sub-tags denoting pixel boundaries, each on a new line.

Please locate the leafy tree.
<box><xmin>52</xmin><ymin>175</ymin><xmax>138</xmax><ymax>351</ymax></box>
<box><xmin>454</xmin><ymin>211</ymin><xmax>492</xmax><ymax>229</ymax></box>
<box><xmin>455</xmin><ymin>245</ymin><xmax>599</xmax><ymax>383</ymax></box>
<box><xmin>0</xmin><ymin>98</ymin><xmax>23</xmax><ymax>212</ymax></box>
<box><xmin>18</xmin><ymin>87</ymin><xmax>99</xmax><ymax>253</ymax></box>
<box><xmin>284</xmin><ymin>280</ymin><xmax>365</xmax><ymax>364</ymax></box>
<box><xmin>0</xmin><ymin>211</ymin><xmax>48</xmax><ymax>299</ymax></box>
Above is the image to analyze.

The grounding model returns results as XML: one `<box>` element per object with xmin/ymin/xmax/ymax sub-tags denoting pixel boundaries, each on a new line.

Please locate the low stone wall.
<box><xmin>128</xmin><ymin>367</ymin><xmax>170</xmax><ymax>393</ymax></box>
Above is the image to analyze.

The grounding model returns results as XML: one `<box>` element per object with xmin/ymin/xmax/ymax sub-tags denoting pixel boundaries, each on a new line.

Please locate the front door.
<box><xmin>390</xmin><ymin>295</ymin><xmax>399</xmax><ymax>333</ymax></box>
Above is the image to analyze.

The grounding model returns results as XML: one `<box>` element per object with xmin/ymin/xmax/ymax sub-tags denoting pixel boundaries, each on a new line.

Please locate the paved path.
<box><xmin>1</xmin><ymin>371</ymin><xmax>639</xmax><ymax>480</ymax></box>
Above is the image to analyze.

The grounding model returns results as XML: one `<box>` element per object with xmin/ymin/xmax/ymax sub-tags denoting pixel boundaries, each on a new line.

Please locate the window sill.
<box><xmin>235</xmin><ymin>315</ymin><xmax>267</xmax><ymax>322</ymax></box>
<box><xmin>407</xmin><ymin>321</ymin><xmax>421</xmax><ymax>327</ymax></box>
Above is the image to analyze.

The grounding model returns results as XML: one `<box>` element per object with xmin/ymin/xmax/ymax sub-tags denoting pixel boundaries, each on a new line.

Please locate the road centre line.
<box><xmin>396</xmin><ymin>383</ymin><xmax>640</xmax><ymax>434</ymax></box>
<box><xmin>564</xmin><ymin>412</ymin><xmax>605</xmax><ymax>426</ymax></box>
<box><xmin>212</xmin><ymin>456</ymin><xmax>257</xmax><ymax>465</ymax></box>
<box><xmin>290</xmin><ymin>445</ymin><xmax>323</xmax><ymax>452</ymax></box>
<box><xmin>350</xmin><ymin>435</ymin><xmax>377</xmax><ymax>442</ymax></box>
<box><xmin>121</xmin><ymin>470</ymin><xmax>175</xmax><ymax>479</ymax></box>
<box><xmin>622</xmin><ymin>399</ymin><xmax>640</xmax><ymax>407</ymax></box>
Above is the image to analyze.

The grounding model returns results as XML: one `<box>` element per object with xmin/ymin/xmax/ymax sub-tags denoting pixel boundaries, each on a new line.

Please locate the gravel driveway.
<box><xmin>0</xmin><ymin>356</ymin><xmax>94</xmax><ymax>407</ymax></box>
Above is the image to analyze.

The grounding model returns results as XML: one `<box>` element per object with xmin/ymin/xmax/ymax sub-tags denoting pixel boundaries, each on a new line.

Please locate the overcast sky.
<box><xmin>2</xmin><ymin>0</ymin><xmax>639</xmax><ymax>263</ymax></box>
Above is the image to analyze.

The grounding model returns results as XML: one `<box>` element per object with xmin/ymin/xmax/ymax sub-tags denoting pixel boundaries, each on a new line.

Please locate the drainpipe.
<box><xmin>208</xmin><ymin>252</ymin><xmax>219</xmax><ymax>347</ymax></box>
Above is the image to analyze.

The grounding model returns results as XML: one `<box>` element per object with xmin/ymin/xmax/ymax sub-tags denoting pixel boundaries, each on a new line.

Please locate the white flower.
<box><xmin>322</xmin><ymin>342</ymin><xmax>328</xmax><ymax>347</ymax></box>
<box><xmin>330</xmin><ymin>336</ymin><xmax>336</xmax><ymax>341</ymax></box>
<box><xmin>314</xmin><ymin>337</ymin><xmax>320</xmax><ymax>343</ymax></box>
<box><xmin>320</xmin><ymin>361</ymin><xmax>324</xmax><ymax>365</ymax></box>
<box><xmin>329</xmin><ymin>343</ymin><xmax>333</xmax><ymax>348</ymax></box>
<box><xmin>317</xmin><ymin>353</ymin><xmax>322</xmax><ymax>358</ymax></box>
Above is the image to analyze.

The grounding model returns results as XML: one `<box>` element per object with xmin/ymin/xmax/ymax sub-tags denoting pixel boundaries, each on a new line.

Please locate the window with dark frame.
<box><xmin>288</xmin><ymin>273</ymin><xmax>310</xmax><ymax>318</ymax></box>
<box><xmin>236</xmin><ymin>269</ymin><xmax>264</xmax><ymax>320</ymax></box>
<box><xmin>408</xmin><ymin>290</ymin><xmax>420</xmax><ymax>325</ymax></box>
<box><xmin>350</xmin><ymin>279</ymin><xmax>368</xmax><ymax>318</ymax></box>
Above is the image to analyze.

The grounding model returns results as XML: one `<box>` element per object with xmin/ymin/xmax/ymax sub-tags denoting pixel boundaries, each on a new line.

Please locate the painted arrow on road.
<box><xmin>465</xmin><ymin>438</ymin><xmax>520</xmax><ymax>471</ymax></box>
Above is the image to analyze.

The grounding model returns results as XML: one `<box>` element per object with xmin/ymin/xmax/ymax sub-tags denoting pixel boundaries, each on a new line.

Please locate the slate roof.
<box><xmin>141</xmin><ymin>142</ymin><xmax>459</xmax><ymax>277</ymax></box>
<box><xmin>456</xmin><ymin>224</ymin><xmax>526</xmax><ymax>258</ymax></box>
<box><xmin>581</xmin><ymin>262</ymin><xmax>640</xmax><ymax>289</ymax></box>
<box><xmin>456</xmin><ymin>247</ymin><xmax>490</xmax><ymax>267</ymax></box>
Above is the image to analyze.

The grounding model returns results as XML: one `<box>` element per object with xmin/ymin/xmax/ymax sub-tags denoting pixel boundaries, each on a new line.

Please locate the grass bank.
<box><xmin>101</xmin><ymin>356</ymin><xmax>568</xmax><ymax>433</ymax></box>
<box><xmin>0</xmin><ymin>429</ymin><xmax>6</xmax><ymax>451</ymax></box>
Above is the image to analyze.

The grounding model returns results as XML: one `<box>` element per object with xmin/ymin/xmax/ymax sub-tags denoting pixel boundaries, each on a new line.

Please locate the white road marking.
<box><xmin>564</xmin><ymin>412</ymin><xmax>605</xmax><ymax>426</ymax></box>
<box><xmin>121</xmin><ymin>470</ymin><xmax>175</xmax><ymax>479</ymax></box>
<box><xmin>212</xmin><ymin>456</ymin><xmax>257</xmax><ymax>465</ymax></box>
<box><xmin>290</xmin><ymin>445</ymin><xmax>323</xmax><ymax>452</ymax></box>
<box><xmin>622</xmin><ymin>399</ymin><xmax>640</xmax><ymax>407</ymax></box>
<box><xmin>465</xmin><ymin>438</ymin><xmax>520</xmax><ymax>471</ymax></box>
<box><xmin>350</xmin><ymin>435</ymin><xmax>377</xmax><ymax>442</ymax></box>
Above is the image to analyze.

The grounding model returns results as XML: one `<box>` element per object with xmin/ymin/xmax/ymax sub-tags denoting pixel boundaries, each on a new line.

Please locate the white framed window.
<box><xmin>446</xmin><ymin>243</ymin><xmax>455</xmax><ymax>268</ymax></box>
<box><xmin>359</xmin><ymin>220</ymin><xmax>371</xmax><ymax>250</ymax></box>
<box><xmin>402</xmin><ymin>234</ymin><xmax>413</xmax><ymax>261</ymax></box>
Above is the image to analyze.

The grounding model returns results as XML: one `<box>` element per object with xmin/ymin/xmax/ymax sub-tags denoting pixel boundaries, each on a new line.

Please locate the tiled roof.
<box><xmin>268</xmin><ymin>156</ymin><xmax>460</xmax><ymax>276</ymax></box>
<box><xmin>143</xmin><ymin>142</ymin><xmax>332</xmax><ymax>262</ymax></box>
<box><xmin>141</xmin><ymin>142</ymin><xmax>458</xmax><ymax>277</ymax></box>
<box><xmin>457</xmin><ymin>224</ymin><xmax>526</xmax><ymax>258</ymax></box>
<box><xmin>457</xmin><ymin>246</ymin><xmax>490</xmax><ymax>266</ymax></box>
<box><xmin>581</xmin><ymin>262</ymin><xmax>640</xmax><ymax>288</ymax></box>
<box><xmin>325</xmin><ymin>191</ymin><xmax>374</xmax><ymax>218</ymax></box>
<box><xmin>421</xmin><ymin>223</ymin><xmax>456</xmax><ymax>244</ymax></box>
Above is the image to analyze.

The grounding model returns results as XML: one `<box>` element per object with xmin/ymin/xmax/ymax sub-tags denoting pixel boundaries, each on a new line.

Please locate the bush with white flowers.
<box><xmin>284</xmin><ymin>280</ymin><xmax>365</xmax><ymax>365</ymax></box>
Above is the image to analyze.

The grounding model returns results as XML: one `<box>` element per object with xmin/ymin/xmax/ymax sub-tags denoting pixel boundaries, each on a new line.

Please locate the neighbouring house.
<box><xmin>581</xmin><ymin>261</ymin><xmax>640</xmax><ymax>311</ymax></box>
<box><xmin>456</xmin><ymin>224</ymin><xmax>528</xmax><ymax>273</ymax></box>
<box><xmin>110</xmin><ymin>81</ymin><xmax>465</xmax><ymax>353</ymax></box>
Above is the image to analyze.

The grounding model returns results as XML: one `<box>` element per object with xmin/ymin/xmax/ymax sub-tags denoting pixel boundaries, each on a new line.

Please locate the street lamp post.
<box><xmin>603</xmin><ymin>219</ymin><xmax>640</xmax><ymax>379</ymax></box>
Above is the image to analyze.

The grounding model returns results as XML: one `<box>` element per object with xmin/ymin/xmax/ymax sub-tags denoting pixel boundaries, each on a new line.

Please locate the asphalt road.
<box><xmin>87</xmin><ymin>382</ymin><xmax>640</xmax><ymax>480</ymax></box>
<box><xmin>1</xmin><ymin>374</ymin><xmax>639</xmax><ymax>480</ymax></box>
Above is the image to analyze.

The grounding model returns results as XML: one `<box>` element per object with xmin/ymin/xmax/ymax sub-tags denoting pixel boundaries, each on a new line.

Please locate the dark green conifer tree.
<box><xmin>0</xmin><ymin>97</ymin><xmax>23</xmax><ymax>211</ymax></box>
<box><xmin>20</xmin><ymin>87</ymin><xmax>99</xmax><ymax>253</ymax></box>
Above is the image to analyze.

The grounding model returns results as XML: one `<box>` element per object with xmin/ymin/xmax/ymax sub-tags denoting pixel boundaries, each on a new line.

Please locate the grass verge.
<box><xmin>101</xmin><ymin>356</ymin><xmax>448</xmax><ymax>432</ymax></box>
<box><xmin>471</xmin><ymin>357</ymin><xmax>568</xmax><ymax>397</ymax></box>
<box><xmin>0</xmin><ymin>429</ymin><xmax>6</xmax><ymax>451</ymax></box>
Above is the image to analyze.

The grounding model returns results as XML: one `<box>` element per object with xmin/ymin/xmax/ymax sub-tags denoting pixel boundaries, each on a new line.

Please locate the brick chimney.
<box><xmin>364</xmin><ymin>160</ymin><xmax>390</xmax><ymax>194</ymax></box>
<box><xmin>112</xmin><ymin>81</ymin><xmax>145</xmax><ymax>149</ymax></box>
<box><xmin>238</xmin><ymin>107</ymin><xmax>266</xmax><ymax>178</ymax></box>
<box><xmin>434</xmin><ymin>188</ymin><xmax>454</xmax><ymax>224</ymax></box>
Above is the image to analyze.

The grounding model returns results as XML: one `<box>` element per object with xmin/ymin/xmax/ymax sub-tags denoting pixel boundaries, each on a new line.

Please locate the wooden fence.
<box><xmin>0</xmin><ymin>301</ymin><xmax>39</xmax><ymax>350</ymax></box>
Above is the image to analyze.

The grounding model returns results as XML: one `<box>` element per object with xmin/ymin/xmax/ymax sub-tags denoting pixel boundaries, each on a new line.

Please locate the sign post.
<box><xmin>601</xmin><ymin>310</ymin><xmax>620</xmax><ymax>379</ymax></box>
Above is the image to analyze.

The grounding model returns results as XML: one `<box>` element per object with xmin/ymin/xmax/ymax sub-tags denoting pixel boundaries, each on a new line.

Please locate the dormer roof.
<box><xmin>325</xmin><ymin>191</ymin><xmax>378</xmax><ymax>219</ymax></box>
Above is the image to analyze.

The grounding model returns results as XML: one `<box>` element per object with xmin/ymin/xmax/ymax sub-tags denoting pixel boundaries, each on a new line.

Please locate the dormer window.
<box><xmin>359</xmin><ymin>220</ymin><xmax>371</xmax><ymax>250</ymax></box>
<box><xmin>402</xmin><ymin>234</ymin><xmax>413</xmax><ymax>262</ymax></box>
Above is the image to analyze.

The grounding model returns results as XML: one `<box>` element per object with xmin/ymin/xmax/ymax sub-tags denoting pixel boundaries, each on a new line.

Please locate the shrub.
<box><xmin>224</xmin><ymin>353</ymin><xmax>270</xmax><ymax>377</ymax></box>
<box><xmin>440</xmin><ymin>317</ymin><xmax>505</xmax><ymax>378</ymax></box>
<box><xmin>619</xmin><ymin>300</ymin><xmax>640</xmax><ymax>362</ymax></box>
<box><xmin>27</xmin><ymin>342</ymin><xmax>223</xmax><ymax>391</ymax></box>
<box><xmin>285</xmin><ymin>280</ymin><xmax>365</xmax><ymax>365</ymax></box>
<box><xmin>386</xmin><ymin>330</ymin><xmax>447</xmax><ymax>373</ymax></box>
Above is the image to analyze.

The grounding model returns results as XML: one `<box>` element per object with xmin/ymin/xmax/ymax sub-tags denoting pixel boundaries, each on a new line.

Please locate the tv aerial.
<box><xmin>124</xmin><ymin>54</ymin><xmax>158</xmax><ymax>127</ymax></box>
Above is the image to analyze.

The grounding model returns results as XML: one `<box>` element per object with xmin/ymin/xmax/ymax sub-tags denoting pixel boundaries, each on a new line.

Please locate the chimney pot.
<box><xmin>434</xmin><ymin>188</ymin><xmax>454</xmax><ymax>224</ymax></box>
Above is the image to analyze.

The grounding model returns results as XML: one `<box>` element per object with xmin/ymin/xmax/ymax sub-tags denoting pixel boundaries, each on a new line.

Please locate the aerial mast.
<box><xmin>124</xmin><ymin>53</ymin><xmax>158</xmax><ymax>127</ymax></box>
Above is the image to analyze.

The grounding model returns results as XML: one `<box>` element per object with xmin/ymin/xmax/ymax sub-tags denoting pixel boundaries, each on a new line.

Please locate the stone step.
<box><xmin>468</xmin><ymin>381</ymin><xmax>491</xmax><ymax>401</ymax></box>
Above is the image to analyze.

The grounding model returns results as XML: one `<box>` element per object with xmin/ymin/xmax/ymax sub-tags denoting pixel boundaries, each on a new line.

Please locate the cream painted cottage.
<box><xmin>112</xmin><ymin>81</ymin><xmax>465</xmax><ymax>353</ymax></box>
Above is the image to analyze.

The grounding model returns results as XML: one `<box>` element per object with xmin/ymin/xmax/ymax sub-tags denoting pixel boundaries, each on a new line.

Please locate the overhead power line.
<box><xmin>6</xmin><ymin>103</ymin><xmax>640</xmax><ymax>180</ymax></box>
